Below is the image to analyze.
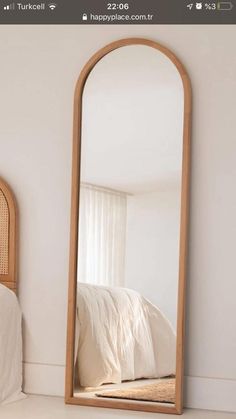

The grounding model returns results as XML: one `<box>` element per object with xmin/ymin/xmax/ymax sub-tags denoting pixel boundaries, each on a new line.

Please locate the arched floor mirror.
<box><xmin>66</xmin><ymin>38</ymin><xmax>191</xmax><ymax>415</ymax></box>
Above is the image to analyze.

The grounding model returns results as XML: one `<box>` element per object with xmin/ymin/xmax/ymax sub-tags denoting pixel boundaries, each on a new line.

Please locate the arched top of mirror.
<box><xmin>81</xmin><ymin>44</ymin><xmax>184</xmax><ymax>195</ymax></box>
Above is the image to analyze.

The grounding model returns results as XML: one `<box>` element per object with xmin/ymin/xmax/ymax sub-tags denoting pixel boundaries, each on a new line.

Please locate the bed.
<box><xmin>0</xmin><ymin>177</ymin><xmax>24</xmax><ymax>404</ymax></box>
<box><xmin>75</xmin><ymin>283</ymin><xmax>176</xmax><ymax>388</ymax></box>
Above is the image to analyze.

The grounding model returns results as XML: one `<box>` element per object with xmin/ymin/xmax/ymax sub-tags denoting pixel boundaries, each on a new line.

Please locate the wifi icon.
<box><xmin>48</xmin><ymin>3</ymin><xmax>57</xmax><ymax>10</ymax></box>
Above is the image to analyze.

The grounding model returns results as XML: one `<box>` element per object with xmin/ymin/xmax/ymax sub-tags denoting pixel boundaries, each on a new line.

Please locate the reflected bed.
<box><xmin>75</xmin><ymin>283</ymin><xmax>176</xmax><ymax>389</ymax></box>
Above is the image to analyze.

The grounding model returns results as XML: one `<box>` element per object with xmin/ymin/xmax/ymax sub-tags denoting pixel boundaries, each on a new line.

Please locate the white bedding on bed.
<box><xmin>76</xmin><ymin>283</ymin><xmax>176</xmax><ymax>387</ymax></box>
<box><xmin>0</xmin><ymin>284</ymin><xmax>25</xmax><ymax>405</ymax></box>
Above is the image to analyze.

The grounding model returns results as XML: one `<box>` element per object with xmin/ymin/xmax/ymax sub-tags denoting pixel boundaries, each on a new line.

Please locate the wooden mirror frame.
<box><xmin>65</xmin><ymin>38</ymin><xmax>191</xmax><ymax>415</ymax></box>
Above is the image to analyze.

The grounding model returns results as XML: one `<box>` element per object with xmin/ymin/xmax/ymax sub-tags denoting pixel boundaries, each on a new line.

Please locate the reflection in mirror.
<box><xmin>73</xmin><ymin>44</ymin><xmax>184</xmax><ymax>408</ymax></box>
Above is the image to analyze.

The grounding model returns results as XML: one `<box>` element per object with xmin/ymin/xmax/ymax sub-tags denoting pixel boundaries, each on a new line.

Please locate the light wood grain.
<box><xmin>65</xmin><ymin>38</ymin><xmax>192</xmax><ymax>415</ymax></box>
<box><xmin>0</xmin><ymin>177</ymin><xmax>18</xmax><ymax>294</ymax></box>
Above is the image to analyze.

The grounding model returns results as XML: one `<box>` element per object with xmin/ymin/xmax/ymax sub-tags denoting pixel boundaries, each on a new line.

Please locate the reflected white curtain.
<box><xmin>78</xmin><ymin>183</ymin><xmax>127</xmax><ymax>287</ymax></box>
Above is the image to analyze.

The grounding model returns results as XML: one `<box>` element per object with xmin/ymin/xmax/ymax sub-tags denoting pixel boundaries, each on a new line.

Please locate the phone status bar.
<box><xmin>0</xmin><ymin>0</ymin><xmax>235</xmax><ymax>24</ymax></box>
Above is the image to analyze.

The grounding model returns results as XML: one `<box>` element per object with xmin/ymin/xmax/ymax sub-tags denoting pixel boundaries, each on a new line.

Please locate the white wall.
<box><xmin>0</xmin><ymin>26</ymin><xmax>236</xmax><ymax>412</ymax></box>
<box><xmin>81</xmin><ymin>44</ymin><xmax>183</xmax><ymax>193</ymax></box>
<box><xmin>125</xmin><ymin>188</ymin><xmax>180</xmax><ymax>330</ymax></box>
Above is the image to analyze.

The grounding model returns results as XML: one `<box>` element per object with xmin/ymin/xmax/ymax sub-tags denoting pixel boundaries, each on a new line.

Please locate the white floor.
<box><xmin>1</xmin><ymin>396</ymin><xmax>236</xmax><ymax>419</ymax></box>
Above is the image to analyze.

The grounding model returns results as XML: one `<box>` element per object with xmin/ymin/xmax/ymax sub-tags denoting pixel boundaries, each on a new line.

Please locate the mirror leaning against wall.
<box><xmin>66</xmin><ymin>38</ymin><xmax>191</xmax><ymax>415</ymax></box>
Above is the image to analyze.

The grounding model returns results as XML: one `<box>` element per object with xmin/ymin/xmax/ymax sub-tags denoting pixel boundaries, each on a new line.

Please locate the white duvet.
<box><xmin>0</xmin><ymin>284</ymin><xmax>25</xmax><ymax>404</ymax></box>
<box><xmin>76</xmin><ymin>283</ymin><xmax>176</xmax><ymax>387</ymax></box>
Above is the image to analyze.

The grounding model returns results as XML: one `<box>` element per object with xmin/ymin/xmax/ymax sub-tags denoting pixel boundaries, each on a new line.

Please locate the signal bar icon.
<box><xmin>3</xmin><ymin>2</ymin><xmax>15</xmax><ymax>10</ymax></box>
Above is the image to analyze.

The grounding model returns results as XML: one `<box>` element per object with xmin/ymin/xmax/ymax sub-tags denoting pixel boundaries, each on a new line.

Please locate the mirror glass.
<box><xmin>73</xmin><ymin>44</ymin><xmax>184</xmax><ymax>407</ymax></box>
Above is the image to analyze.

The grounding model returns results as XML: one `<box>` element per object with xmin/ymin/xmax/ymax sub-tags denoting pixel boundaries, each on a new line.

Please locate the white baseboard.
<box><xmin>23</xmin><ymin>362</ymin><xmax>65</xmax><ymax>397</ymax></box>
<box><xmin>185</xmin><ymin>375</ymin><xmax>236</xmax><ymax>413</ymax></box>
<box><xmin>23</xmin><ymin>364</ymin><xmax>236</xmax><ymax>413</ymax></box>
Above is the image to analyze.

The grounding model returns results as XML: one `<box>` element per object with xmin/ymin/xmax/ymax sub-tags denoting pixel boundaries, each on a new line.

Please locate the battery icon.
<box><xmin>217</xmin><ymin>1</ymin><xmax>233</xmax><ymax>9</ymax></box>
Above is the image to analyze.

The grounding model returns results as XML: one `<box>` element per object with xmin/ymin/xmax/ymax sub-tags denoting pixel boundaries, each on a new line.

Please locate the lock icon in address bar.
<box><xmin>82</xmin><ymin>13</ymin><xmax>88</xmax><ymax>21</ymax></box>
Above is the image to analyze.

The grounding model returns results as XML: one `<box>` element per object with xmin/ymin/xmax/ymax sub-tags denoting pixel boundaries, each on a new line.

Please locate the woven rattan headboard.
<box><xmin>0</xmin><ymin>177</ymin><xmax>17</xmax><ymax>293</ymax></box>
